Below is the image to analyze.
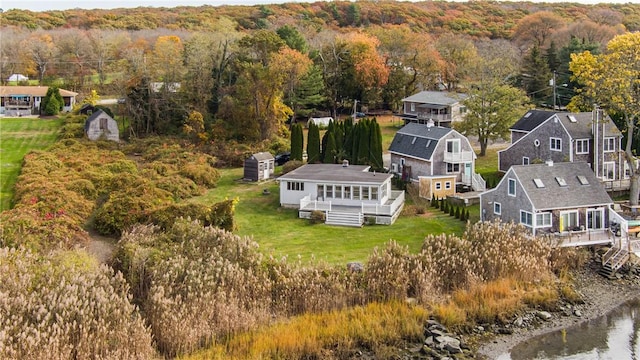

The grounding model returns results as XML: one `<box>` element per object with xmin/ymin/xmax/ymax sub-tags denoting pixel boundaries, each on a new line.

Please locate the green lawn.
<box><xmin>474</xmin><ymin>146</ymin><xmax>505</xmax><ymax>188</ymax></box>
<box><xmin>0</xmin><ymin>117</ymin><xmax>62</xmax><ymax>211</ymax></box>
<box><xmin>191</xmin><ymin>167</ymin><xmax>467</xmax><ymax>265</ymax></box>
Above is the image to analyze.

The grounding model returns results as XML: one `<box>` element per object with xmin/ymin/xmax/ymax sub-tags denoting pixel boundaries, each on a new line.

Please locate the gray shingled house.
<box><xmin>498</xmin><ymin>109</ymin><xmax>627</xmax><ymax>191</ymax></box>
<box><xmin>480</xmin><ymin>161</ymin><xmax>617</xmax><ymax>246</ymax></box>
<box><xmin>84</xmin><ymin>109</ymin><xmax>119</xmax><ymax>142</ymax></box>
<box><xmin>389</xmin><ymin>122</ymin><xmax>485</xmax><ymax>200</ymax></box>
<box><xmin>243</xmin><ymin>152</ymin><xmax>275</xmax><ymax>181</ymax></box>
<box><xmin>398</xmin><ymin>91</ymin><xmax>468</xmax><ymax>127</ymax></box>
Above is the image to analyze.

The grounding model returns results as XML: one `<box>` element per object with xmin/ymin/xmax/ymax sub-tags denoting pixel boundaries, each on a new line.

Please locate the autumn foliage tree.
<box><xmin>570</xmin><ymin>32</ymin><xmax>640</xmax><ymax>204</ymax></box>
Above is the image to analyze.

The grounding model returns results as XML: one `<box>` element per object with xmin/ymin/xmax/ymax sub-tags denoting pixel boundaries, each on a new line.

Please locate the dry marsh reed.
<box><xmin>0</xmin><ymin>247</ymin><xmax>154</xmax><ymax>359</ymax></box>
<box><xmin>185</xmin><ymin>302</ymin><xmax>429</xmax><ymax>360</ymax></box>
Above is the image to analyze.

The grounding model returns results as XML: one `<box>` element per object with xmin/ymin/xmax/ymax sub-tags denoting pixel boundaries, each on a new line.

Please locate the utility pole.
<box><xmin>552</xmin><ymin>71</ymin><xmax>557</xmax><ymax>110</ymax></box>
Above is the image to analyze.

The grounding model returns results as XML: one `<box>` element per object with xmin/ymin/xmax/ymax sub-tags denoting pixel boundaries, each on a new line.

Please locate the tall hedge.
<box><xmin>307</xmin><ymin>122</ymin><xmax>320</xmax><ymax>163</ymax></box>
<box><xmin>290</xmin><ymin>123</ymin><xmax>304</xmax><ymax>161</ymax></box>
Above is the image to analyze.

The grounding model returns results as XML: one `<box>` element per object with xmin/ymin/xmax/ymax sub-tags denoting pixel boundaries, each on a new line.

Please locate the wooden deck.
<box><xmin>546</xmin><ymin>229</ymin><xmax>616</xmax><ymax>247</ymax></box>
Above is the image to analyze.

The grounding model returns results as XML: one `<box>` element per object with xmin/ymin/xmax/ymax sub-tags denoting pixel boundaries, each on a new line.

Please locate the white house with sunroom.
<box><xmin>277</xmin><ymin>162</ymin><xmax>405</xmax><ymax>227</ymax></box>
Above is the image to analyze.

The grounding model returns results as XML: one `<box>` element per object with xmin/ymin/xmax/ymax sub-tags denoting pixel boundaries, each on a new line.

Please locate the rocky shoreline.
<box><xmin>476</xmin><ymin>257</ymin><xmax>640</xmax><ymax>359</ymax></box>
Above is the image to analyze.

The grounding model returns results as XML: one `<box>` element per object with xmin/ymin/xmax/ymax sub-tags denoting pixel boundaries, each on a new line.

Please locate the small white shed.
<box><xmin>308</xmin><ymin>117</ymin><xmax>334</xmax><ymax>127</ymax></box>
<box><xmin>84</xmin><ymin>109</ymin><xmax>119</xmax><ymax>142</ymax></box>
<box><xmin>244</xmin><ymin>152</ymin><xmax>275</xmax><ymax>181</ymax></box>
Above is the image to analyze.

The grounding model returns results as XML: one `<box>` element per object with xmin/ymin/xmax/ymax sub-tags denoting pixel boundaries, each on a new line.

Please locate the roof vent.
<box><xmin>426</xmin><ymin>119</ymin><xmax>435</xmax><ymax>127</ymax></box>
<box><xmin>524</xmin><ymin>112</ymin><xmax>532</xmax><ymax>118</ymax></box>
<box><xmin>546</xmin><ymin>159</ymin><xmax>553</xmax><ymax>166</ymax></box>
<box><xmin>342</xmin><ymin>159</ymin><xmax>349</xmax><ymax>167</ymax></box>
<box><xmin>568</xmin><ymin>115</ymin><xmax>578</xmax><ymax>123</ymax></box>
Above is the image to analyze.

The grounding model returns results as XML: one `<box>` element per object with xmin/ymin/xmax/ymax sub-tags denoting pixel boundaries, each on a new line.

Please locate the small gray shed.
<box><xmin>244</xmin><ymin>152</ymin><xmax>275</xmax><ymax>181</ymax></box>
<box><xmin>84</xmin><ymin>109</ymin><xmax>119</xmax><ymax>142</ymax></box>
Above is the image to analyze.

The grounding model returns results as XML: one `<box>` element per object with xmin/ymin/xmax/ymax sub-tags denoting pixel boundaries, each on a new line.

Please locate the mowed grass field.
<box><xmin>192</xmin><ymin>167</ymin><xmax>467</xmax><ymax>265</ymax></box>
<box><xmin>0</xmin><ymin>117</ymin><xmax>62</xmax><ymax>211</ymax></box>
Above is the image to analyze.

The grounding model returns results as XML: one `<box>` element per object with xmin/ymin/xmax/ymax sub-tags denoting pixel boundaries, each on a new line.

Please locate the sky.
<box><xmin>2</xmin><ymin>0</ymin><xmax>639</xmax><ymax>13</ymax></box>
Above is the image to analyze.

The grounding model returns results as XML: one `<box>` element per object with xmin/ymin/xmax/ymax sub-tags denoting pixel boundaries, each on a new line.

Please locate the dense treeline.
<box><xmin>1</xmin><ymin>1</ymin><xmax>635</xmax><ymax>148</ymax></box>
<box><xmin>2</xmin><ymin>1</ymin><xmax>640</xmax><ymax>34</ymax></box>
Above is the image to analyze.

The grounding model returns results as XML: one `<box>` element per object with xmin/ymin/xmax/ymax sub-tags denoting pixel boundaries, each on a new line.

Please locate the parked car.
<box><xmin>355</xmin><ymin>112</ymin><xmax>366</xmax><ymax>118</ymax></box>
<box><xmin>275</xmin><ymin>152</ymin><xmax>291</xmax><ymax>165</ymax></box>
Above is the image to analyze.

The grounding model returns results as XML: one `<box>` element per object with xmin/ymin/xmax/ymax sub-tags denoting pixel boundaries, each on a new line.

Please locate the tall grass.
<box><xmin>0</xmin><ymin>247</ymin><xmax>154</xmax><ymax>359</ymax></box>
<box><xmin>185</xmin><ymin>302</ymin><xmax>429</xmax><ymax>360</ymax></box>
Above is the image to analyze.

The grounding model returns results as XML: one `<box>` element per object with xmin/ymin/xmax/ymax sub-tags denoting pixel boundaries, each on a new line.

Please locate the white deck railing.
<box><xmin>299</xmin><ymin>195</ymin><xmax>332</xmax><ymax>211</ymax></box>
<box><xmin>443</xmin><ymin>151</ymin><xmax>474</xmax><ymax>163</ymax></box>
<box><xmin>361</xmin><ymin>191</ymin><xmax>404</xmax><ymax>216</ymax></box>
<box><xmin>472</xmin><ymin>173</ymin><xmax>486</xmax><ymax>191</ymax></box>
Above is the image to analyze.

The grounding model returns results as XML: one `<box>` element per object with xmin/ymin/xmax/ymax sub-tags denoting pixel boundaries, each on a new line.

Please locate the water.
<box><xmin>498</xmin><ymin>301</ymin><xmax>640</xmax><ymax>359</ymax></box>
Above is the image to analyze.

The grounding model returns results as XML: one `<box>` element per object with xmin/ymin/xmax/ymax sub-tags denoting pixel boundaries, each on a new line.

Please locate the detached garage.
<box><xmin>244</xmin><ymin>152</ymin><xmax>275</xmax><ymax>181</ymax></box>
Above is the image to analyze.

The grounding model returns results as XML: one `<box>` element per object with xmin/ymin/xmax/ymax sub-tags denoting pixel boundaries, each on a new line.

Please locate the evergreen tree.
<box><xmin>431</xmin><ymin>194</ymin><xmax>437</xmax><ymax>207</ymax></box>
<box><xmin>323</xmin><ymin>131</ymin><xmax>337</xmax><ymax>163</ymax></box>
<box><xmin>356</xmin><ymin>119</ymin><xmax>371</xmax><ymax>165</ymax></box>
<box><xmin>449</xmin><ymin>205</ymin><xmax>455</xmax><ymax>216</ymax></box>
<box><xmin>290</xmin><ymin>123</ymin><xmax>304</xmax><ymax>161</ymax></box>
<box><xmin>41</xmin><ymin>87</ymin><xmax>62</xmax><ymax>115</ymax></box>
<box><xmin>545</xmin><ymin>41</ymin><xmax>560</xmax><ymax>72</ymax></box>
<box><xmin>521</xmin><ymin>44</ymin><xmax>552</xmax><ymax>106</ymax></box>
<box><xmin>369</xmin><ymin>119</ymin><xmax>384</xmax><ymax>170</ymax></box>
<box><xmin>455</xmin><ymin>206</ymin><xmax>461</xmax><ymax>219</ymax></box>
<box><xmin>307</xmin><ymin>122</ymin><xmax>321</xmax><ymax>163</ymax></box>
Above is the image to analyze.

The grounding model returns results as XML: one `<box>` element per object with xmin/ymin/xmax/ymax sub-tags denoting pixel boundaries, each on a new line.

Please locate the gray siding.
<box><xmin>499</xmin><ymin>119</ymin><xmax>570</xmax><ymax>172</ymax></box>
<box><xmin>481</xmin><ymin>171</ymin><xmax>533</xmax><ymax>225</ymax></box>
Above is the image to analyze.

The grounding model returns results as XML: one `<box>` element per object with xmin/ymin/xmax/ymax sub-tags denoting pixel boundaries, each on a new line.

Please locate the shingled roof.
<box><xmin>278</xmin><ymin>164</ymin><xmax>390</xmax><ymax>184</ymax></box>
<box><xmin>509</xmin><ymin>161</ymin><xmax>612</xmax><ymax>211</ymax></box>
<box><xmin>511</xmin><ymin>110</ymin><xmax>621</xmax><ymax>138</ymax></box>
<box><xmin>401</xmin><ymin>91</ymin><xmax>467</xmax><ymax>105</ymax></box>
<box><xmin>388</xmin><ymin>123</ymin><xmax>452</xmax><ymax>160</ymax></box>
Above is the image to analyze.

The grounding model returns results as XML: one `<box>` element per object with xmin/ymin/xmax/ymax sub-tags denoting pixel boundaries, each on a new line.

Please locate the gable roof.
<box><xmin>278</xmin><ymin>164</ymin><xmax>390</xmax><ymax>184</ymax></box>
<box><xmin>511</xmin><ymin>110</ymin><xmax>621</xmax><ymax>138</ymax></box>
<box><xmin>250</xmin><ymin>152</ymin><xmax>274</xmax><ymax>161</ymax></box>
<box><xmin>84</xmin><ymin>109</ymin><xmax>111</xmax><ymax>131</ymax></box>
<box><xmin>509</xmin><ymin>162</ymin><xmax>612</xmax><ymax>211</ymax></box>
<box><xmin>388</xmin><ymin>123</ymin><xmax>453</xmax><ymax>160</ymax></box>
<box><xmin>0</xmin><ymin>86</ymin><xmax>78</xmax><ymax>97</ymax></box>
<box><xmin>401</xmin><ymin>91</ymin><xmax>467</xmax><ymax>105</ymax></box>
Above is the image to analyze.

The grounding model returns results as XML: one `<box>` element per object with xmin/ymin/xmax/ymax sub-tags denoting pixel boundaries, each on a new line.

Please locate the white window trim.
<box><xmin>603</xmin><ymin>161</ymin><xmax>616</xmax><ymax>180</ymax></box>
<box><xmin>435</xmin><ymin>182</ymin><xmax>442</xmax><ymax>190</ymax></box>
<box><xmin>445</xmin><ymin>181</ymin><xmax>451</xmax><ymax>190</ymax></box>
<box><xmin>446</xmin><ymin>163</ymin><xmax>461</xmax><ymax>174</ymax></box>
<box><xmin>494</xmin><ymin>202</ymin><xmax>501</xmax><ymax>215</ymax></box>
<box><xmin>536</xmin><ymin>212</ymin><xmax>552</xmax><ymax>228</ymax></box>
<box><xmin>603</xmin><ymin>137</ymin><xmax>615</xmax><ymax>153</ymax></box>
<box><xmin>523</xmin><ymin>157</ymin><xmax>530</xmax><ymax>165</ymax></box>
<box><xmin>559</xmin><ymin>210</ymin><xmax>579</xmax><ymax>231</ymax></box>
<box><xmin>446</xmin><ymin>139</ymin><xmax>461</xmax><ymax>154</ymax></box>
<box><xmin>410</xmin><ymin>103</ymin><xmax>415</xmax><ymax>112</ymax></box>
<box><xmin>508</xmin><ymin>178</ymin><xmax>516</xmax><ymax>197</ymax></box>
<box><xmin>520</xmin><ymin>210</ymin><xmax>533</xmax><ymax>227</ymax></box>
<box><xmin>576</xmin><ymin>139</ymin><xmax>589</xmax><ymax>154</ymax></box>
<box><xmin>550</xmin><ymin>137</ymin><xmax>562</xmax><ymax>152</ymax></box>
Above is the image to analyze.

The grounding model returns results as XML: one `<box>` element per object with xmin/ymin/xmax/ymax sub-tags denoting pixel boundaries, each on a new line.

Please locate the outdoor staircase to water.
<box><xmin>600</xmin><ymin>247</ymin><xmax>630</xmax><ymax>279</ymax></box>
<box><xmin>325</xmin><ymin>211</ymin><xmax>363</xmax><ymax>227</ymax></box>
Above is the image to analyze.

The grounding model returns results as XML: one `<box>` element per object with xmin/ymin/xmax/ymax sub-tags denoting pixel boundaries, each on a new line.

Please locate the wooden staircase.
<box><xmin>600</xmin><ymin>247</ymin><xmax>630</xmax><ymax>279</ymax></box>
<box><xmin>325</xmin><ymin>211</ymin><xmax>363</xmax><ymax>227</ymax></box>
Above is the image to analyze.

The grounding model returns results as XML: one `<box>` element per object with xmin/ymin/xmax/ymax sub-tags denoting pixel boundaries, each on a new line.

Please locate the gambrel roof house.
<box><xmin>399</xmin><ymin>91</ymin><xmax>468</xmax><ymax>127</ymax></box>
<box><xmin>277</xmin><ymin>163</ymin><xmax>405</xmax><ymax>227</ymax></box>
<box><xmin>499</xmin><ymin>109</ymin><xmax>627</xmax><ymax>191</ymax></box>
<box><xmin>480</xmin><ymin>161</ymin><xmax>615</xmax><ymax>246</ymax></box>
<box><xmin>389</xmin><ymin>122</ymin><xmax>485</xmax><ymax>200</ymax></box>
<box><xmin>0</xmin><ymin>86</ymin><xmax>78</xmax><ymax>116</ymax></box>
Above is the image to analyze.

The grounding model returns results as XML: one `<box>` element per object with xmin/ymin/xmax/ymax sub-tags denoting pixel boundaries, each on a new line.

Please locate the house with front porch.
<box><xmin>498</xmin><ymin>109</ymin><xmax>627</xmax><ymax>191</ymax></box>
<box><xmin>277</xmin><ymin>163</ymin><xmax>405</xmax><ymax>227</ymax></box>
<box><xmin>0</xmin><ymin>86</ymin><xmax>78</xmax><ymax>116</ymax></box>
<box><xmin>389</xmin><ymin>122</ymin><xmax>485</xmax><ymax>200</ymax></box>
<box><xmin>398</xmin><ymin>91</ymin><xmax>468</xmax><ymax>127</ymax></box>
